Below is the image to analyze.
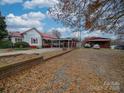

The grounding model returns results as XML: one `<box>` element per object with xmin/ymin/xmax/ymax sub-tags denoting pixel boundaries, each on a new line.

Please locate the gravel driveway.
<box><xmin>0</xmin><ymin>49</ymin><xmax>124</xmax><ymax>93</ymax></box>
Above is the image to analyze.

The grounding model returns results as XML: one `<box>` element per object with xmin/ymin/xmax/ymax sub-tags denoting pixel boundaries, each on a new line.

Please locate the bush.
<box><xmin>0</xmin><ymin>40</ymin><xmax>13</xmax><ymax>49</ymax></box>
<box><xmin>14</xmin><ymin>42</ymin><xmax>29</xmax><ymax>48</ymax></box>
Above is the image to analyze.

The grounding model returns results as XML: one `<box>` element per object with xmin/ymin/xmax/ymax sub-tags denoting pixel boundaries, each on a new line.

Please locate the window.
<box><xmin>15</xmin><ymin>38</ymin><xmax>22</xmax><ymax>42</ymax></box>
<box><xmin>15</xmin><ymin>38</ymin><xmax>18</xmax><ymax>42</ymax></box>
<box><xmin>31</xmin><ymin>38</ymin><xmax>38</xmax><ymax>44</ymax></box>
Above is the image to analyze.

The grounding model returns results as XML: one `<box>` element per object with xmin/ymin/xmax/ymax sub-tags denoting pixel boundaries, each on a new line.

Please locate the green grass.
<box><xmin>14</xmin><ymin>48</ymin><xmax>31</xmax><ymax>51</ymax></box>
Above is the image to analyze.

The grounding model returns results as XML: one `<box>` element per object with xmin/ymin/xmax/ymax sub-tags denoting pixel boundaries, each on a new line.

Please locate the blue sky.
<box><xmin>0</xmin><ymin>0</ymin><xmax>62</xmax><ymax>31</ymax></box>
<box><xmin>0</xmin><ymin>0</ymin><xmax>116</xmax><ymax>39</ymax></box>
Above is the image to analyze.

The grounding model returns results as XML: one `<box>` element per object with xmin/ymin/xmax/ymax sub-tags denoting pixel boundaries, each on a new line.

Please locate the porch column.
<box><xmin>59</xmin><ymin>40</ymin><xmax>61</xmax><ymax>48</ymax></box>
<box><xmin>42</xmin><ymin>39</ymin><xmax>44</xmax><ymax>48</ymax></box>
<box><xmin>63</xmin><ymin>41</ymin><xmax>64</xmax><ymax>48</ymax></box>
<box><xmin>68</xmin><ymin>40</ymin><xmax>69</xmax><ymax>48</ymax></box>
<box><xmin>71</xmin><ymin>41</ymin><xmax>72</xmax><ymax>48</ymax></box>
<box><xmin>71</xmin><ymin>41</ymin><xmax>73</xmax><ymax>48</ymax></box>
<box><xmin>41</xmin><ymin>39</ymin><xmax>43</xmax><ymax>48</ymax></box>
<box><xmin>51</xmin><ymin>40</ymin><xmax>53</xmax><ymax>48</ymax></box>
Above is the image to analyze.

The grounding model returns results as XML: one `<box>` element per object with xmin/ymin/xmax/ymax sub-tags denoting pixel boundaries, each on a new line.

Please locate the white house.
<box><xmin>22</xmin><ymin>28</ymin><xmax>57</xmax><ymax>48</ymax></box>
<box><xmin>22</xmin><ymin>28</ymin><xmax>42</xmax><ymax>48</ymax></box>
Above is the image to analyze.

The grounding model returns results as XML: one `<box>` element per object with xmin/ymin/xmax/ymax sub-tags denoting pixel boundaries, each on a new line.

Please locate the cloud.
<box><xmin>0</xmin><ymin>0</ymin><xmax>23</xmax><ymax>4</ymax></box>
<box><xmin>49</xmin><ymin>27</ymin><xmax>70</xmax><ymax>33</ymax></box>
<box><xmin>23</xmin><ymin>0</ymin><xmax>58</xmax><ymax>9</ymax></box>
<box><xmin>73</xmin><ymin>30</ymin><xmax>117</xmax><ymax>40</ymax></box>
<box><xmin>48</xmin><ymin>27</ymin><xmax>116</xmax><ymax>39</ymax></box>
<box><xmin>48</xmin><ymin>27</ymin><xmax>73</xmax><ymax>38</ymax></box>
<box><xmin>72</xmin><ymin>32</ymin><xmax>80</xmax><ymax>38</ymax></box>
<box><xmin>6</xmin><ymin>12</ymin><xmax>46</xmax><ymax>31</ymax></box>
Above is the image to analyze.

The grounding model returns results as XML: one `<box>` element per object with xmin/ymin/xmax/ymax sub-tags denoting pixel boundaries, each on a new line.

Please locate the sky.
<box><xmin>0</xmin><ymin>0</ymin><xmax>117</xmax><ymax>39</ymax></box>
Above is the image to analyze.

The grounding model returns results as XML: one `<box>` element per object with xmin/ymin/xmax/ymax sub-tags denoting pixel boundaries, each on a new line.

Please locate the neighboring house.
<box><xmin>82</xmin><ymin>37</ymin><xmax>111</xmax><ymax>48</ymax></box>
<box><xmin>8</xmin><ymin>32</ymin><xmax>22</xmax><ymax>43</ymax></box>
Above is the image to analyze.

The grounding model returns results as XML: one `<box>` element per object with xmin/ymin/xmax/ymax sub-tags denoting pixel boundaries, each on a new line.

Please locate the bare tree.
<box><xmin>51</xmin><ymin>30</ymin><xmax>61</xmax><ymax>38</ymax></box>
<box><xmin>49</xmin><ymin>0</ymin><xmax>124</xmax><ymax>34</ymax></box>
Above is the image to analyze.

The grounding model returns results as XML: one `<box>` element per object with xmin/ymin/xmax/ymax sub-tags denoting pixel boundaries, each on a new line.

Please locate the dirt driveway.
<box><xmin>0</xmin><ymin>49</ymin><xmax>124</xmax><ymax>93</ymax></box>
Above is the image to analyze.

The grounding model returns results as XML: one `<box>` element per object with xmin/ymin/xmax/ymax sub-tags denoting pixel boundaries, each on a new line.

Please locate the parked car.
<box><xmin>93</xmin><ymin>44</ymin><xmax>100</xmax><ymax>49</ymax></box>
<box><xmin>111</xmin><ymin>45</ymin><xmax>116</xmax><ymax>49</ymax></box>
<box><xmin>115</xmin><ymin>45</ymin><xmax>124</xmax><ymax>50</ymax></box>
<box><xmin>84</xmin><ymin>43</ymin><xmax>91</xmax><ymax>48</ymax></box>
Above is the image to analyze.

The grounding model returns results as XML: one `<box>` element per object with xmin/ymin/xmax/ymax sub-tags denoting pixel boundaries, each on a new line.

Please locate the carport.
<box><xmin>83</xmin><ymin>37</ymin><xmax>111</xmax><ymax>48</ymax></box>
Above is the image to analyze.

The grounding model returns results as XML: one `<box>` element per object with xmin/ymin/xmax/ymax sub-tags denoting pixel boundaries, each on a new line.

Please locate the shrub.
<box><xmin>0</xmin><ymin>40</ymin><xmax>13</xmax><ymax>49</ymax></box>
<box><xmin>14</xmin><ymin>42</ymin><xmax>29</xmax><ymax>48</ymax></box>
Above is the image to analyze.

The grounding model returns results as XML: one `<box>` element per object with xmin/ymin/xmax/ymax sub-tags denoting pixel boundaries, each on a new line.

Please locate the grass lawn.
<box><xmin>13</xmin><ymin>48</ymin><xmax>31</xmax><ymax>51</ymax></box>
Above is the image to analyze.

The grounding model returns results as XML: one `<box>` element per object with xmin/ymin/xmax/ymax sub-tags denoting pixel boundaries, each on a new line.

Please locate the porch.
<box><xmin>42</xmin><ymin>39</ymin><xmax>77</xmax><ymax>48</ymax></box>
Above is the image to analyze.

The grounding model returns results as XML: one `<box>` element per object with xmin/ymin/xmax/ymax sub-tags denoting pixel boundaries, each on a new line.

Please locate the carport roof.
<box><xmin>84</xmin><ymin>37</ymin><xmax>111</xmax><ymax>42</ymax></box>
<box><xmin>88</xmin><ymin>39</ymin><xmax>111</xmax><ymax>42</ymax></box>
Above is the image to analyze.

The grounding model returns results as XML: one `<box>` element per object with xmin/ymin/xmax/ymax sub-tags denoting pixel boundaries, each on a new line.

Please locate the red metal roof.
<box><xmin>9</xmin><ymin>32</ymin><xmax>22</xmax><ymax>37</ymax></box>
<box><xmin>83</xmin><ymin>36</ymin><xmax>111</xmax><ymax>43</ymax></box>
<box><xmin>39</xmin><ymin>32</ymin><xmax>57</xmax><ymax>39</ymax></box>
<box><xmin>88</xmin><ymin>39</ymin><xmax>110</xmax><ymax>42</ymax></box>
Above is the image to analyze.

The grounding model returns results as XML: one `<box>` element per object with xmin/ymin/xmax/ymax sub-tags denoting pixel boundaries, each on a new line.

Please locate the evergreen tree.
<box><xmin>0</xmin><ymin>11</ymin><xmax>8</xmax><ymax>40</ymax></box>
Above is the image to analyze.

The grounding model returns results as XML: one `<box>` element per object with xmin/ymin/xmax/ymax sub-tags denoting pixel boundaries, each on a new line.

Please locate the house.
<box><xmin>83</xmin><ymin>37</ymin><xmax>111</xmax><ymax>48</ymax></box>
<box><xmin>21</xmin><ymin>28</ymin><xmax>57</xmax><ymax>48</ymax></box>
<box><xmin>8</xmin><ymin>32</ymin><xmax>22</xmax><ymax>43</ymax></box>
<box><xmin>9</xmin><ymin>28</ymin><xmax>78</xmax><ymax>48</ymax></box>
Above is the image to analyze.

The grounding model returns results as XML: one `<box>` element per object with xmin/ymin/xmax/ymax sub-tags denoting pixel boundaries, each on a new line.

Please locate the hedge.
<box><xmin>0</xmin><ymin>40</ymin><xmax>13</xmax><ymax>49</ymax></box>
<box><xmin>14</xmin><ymin>42</ymin><xmax>29</xmax><ymax>48</ymax></box>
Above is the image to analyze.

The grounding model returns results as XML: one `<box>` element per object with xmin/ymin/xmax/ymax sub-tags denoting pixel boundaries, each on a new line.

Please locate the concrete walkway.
<box><xmin>0</xmin><ymin>48</ymin><xmax>61</xmax><ymax>57</ymax></box>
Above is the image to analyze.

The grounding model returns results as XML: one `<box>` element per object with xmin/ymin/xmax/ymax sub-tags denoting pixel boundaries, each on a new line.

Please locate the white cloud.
<box><xmin>23</xmin><ymin>0</ymin><xmax>58</xmax><ymax>9</ymax></box>
<box><xmin>6</xmin><ymin>12</ymin><xmax>46</xmax><ymax>31</ymax></box>
<box><xmin>49</xmin><ymin>27</ymin><xmax>73</xmax><ymax>38</ymax></box>
<box><xmin>73</xmin><ymin>30</ymin><xmax>117</xmax><ymax>40</ymax></box>
<box><xmin>48</xmin><ymin>28</ymin><xmax>116</xmax><ymax>39</ymax></box>
<box><xmin>22</xmin><ymin>12</ymin><xmax>45</xmax><ymax>20</ymax></box>
<box><xmin>0</xmin><ymin>0</ymin><xmax>23</xmax><ymax>4</ymax></box>
<box><xmin>73</xmin><ymin>32</ymin><xmax>80</xmax><ymax>38</ymax></box>
<box><xmin>49</xmin><ymin>27</ymin><xmax>70</xmax><ymax>33</ymax></box>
